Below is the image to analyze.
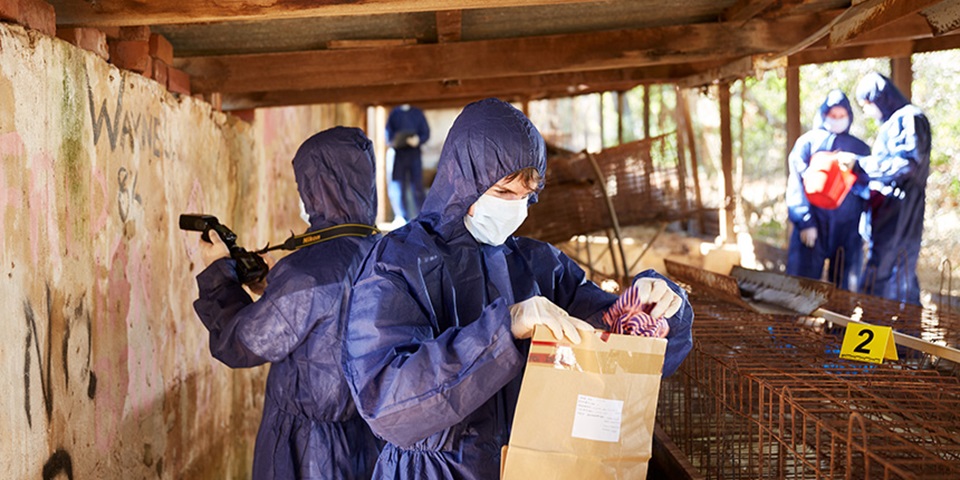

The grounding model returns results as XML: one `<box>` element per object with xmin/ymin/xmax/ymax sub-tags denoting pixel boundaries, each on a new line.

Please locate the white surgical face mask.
<box><xmin>299</xmin><ymin>197</ymin><xmax>311</xmax><ymax>225</ymax></box>
<box><xmin>463</xmin><ymin>193</ymin><xmax>529</xmax><ymax>246</ymax></box>
<box><xmin>822</xmin><ymin>116</ymin><xmax>849</xmax><ymax>134</ymax></box>
<box><xmin>862</xmin><ymin>103</ymin><xmax>883</xmax><ymax>121</ymax></box>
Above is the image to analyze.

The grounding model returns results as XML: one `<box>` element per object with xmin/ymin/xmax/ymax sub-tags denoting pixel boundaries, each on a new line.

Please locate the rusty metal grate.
<box><xmin>518</xmin><ymin>133</ymin><xmax>701</xmax><ymax>244</ymax></box>
<box><xmin>658</xmin><ymin>290</ymin><xmax>960</xmax><ymax>479</ymax></box>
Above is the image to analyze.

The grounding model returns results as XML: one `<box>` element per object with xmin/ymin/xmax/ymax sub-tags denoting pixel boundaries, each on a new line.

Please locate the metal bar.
<box><xmin>585</xmin><ymin>151</ymin><xmax>630</xmax><ymax>282</ymax></box>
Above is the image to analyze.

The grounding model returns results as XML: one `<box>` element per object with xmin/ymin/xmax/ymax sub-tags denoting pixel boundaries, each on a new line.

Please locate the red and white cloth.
<box><xmin>602</xmin><ymin>285</ymin><xmax>670</xmax><ymax>338</ymax></box>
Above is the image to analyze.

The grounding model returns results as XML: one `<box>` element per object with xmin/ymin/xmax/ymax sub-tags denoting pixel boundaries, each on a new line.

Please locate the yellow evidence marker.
<box><xmin>839</xmin><ymin>323</ymin><xmax>898</xmax><ymax>364</ymax></box>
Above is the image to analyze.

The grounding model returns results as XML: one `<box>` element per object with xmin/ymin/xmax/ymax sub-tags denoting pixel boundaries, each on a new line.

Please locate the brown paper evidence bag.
<box><xmin>501</xmin><ymin>325</ymin><xmax>667</xmax><ymax>480</ymax></box>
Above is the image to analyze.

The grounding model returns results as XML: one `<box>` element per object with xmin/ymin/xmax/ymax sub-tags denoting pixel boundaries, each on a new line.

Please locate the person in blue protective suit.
<box><xmin>343</xmin><ymin>98</ymin><xmax>694</xmax><ymax>480</ymax></box>
<box><xmin>192</xmin><ymin>127</ymin><xmax>382</xmax><ymax>479</ymax></box>
<box><xmin>848</xmin><ymin>72</ymin><xmax>931</xmax><ymax>305</ymax></box>
<box><xmin>786</xmin><ymin>90</ymin><xmax>872</xmax><ymax>291</ymax></box>
<box><xmin>386</xmin><ymin>104</ymin><xmax>431</xmax><ymax>223</ymax></box>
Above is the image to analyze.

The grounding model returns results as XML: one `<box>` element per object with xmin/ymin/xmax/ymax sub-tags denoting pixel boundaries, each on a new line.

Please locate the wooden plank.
<box><xmin>436</xmin><ymin>10</ymin><xmax>462</xmax><ymax>43</ymax></box>
<box><xmin>178</xmin><ymin>11</ymin><xmax>837</xmax><ymax>94</ymax></box>
<box><xmin>325</xmin><ymin>39</ymin><xmax>418</xmax><ymax>49</ymax></box>
<box><xmin>719</xmin><ymin>83</ymin><xmax>735</xmax><ymax>244</ymax></box>
<box><xmin>829</xmin><ymin>0</ymin><xmax>941</xmax><ymax>46</ymax></box>
<box><xmin>220</xmin><ymin>61</ymin><xmax>730</xmax><ymax>110</ymax></box>
<box><xmin>48</xmin><ymin>0</ymin><xmax>598</xmax><ymax>27</ymax></box>
<box><xmin>921</xmin><ymin>1</ymin><xmax>960</xmax><ymax>35</ymax></box>
<box><xmin>722</xmin><ymin>0</ymin><xmax>778</xmax><ymax>23</ymax></box>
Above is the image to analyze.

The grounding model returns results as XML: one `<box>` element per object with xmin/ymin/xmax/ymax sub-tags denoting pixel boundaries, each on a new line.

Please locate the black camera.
<box><xmin>179</xmin><ymin>214</ymin><xmax>269</xmax><ymax>284</ymax></box>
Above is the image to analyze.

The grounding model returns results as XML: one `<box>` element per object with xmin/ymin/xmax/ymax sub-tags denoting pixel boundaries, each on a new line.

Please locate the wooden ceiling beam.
<box><xmin>48</xmin><ymin>0</ymin><xmax>596</xmax><ymax>27</ymax></box>
<box><xmin>789</xmin><ymin>31</ymin><xmax>960</xmax><ymax>66</ymax></box>
<box><xmin>436</xmin><ymin>10</ymin><xmax>462</xmax><ymax>43</ymax></box>
<box><xmin>722</xmin><ymin>0</ymin><xmax>779</xmax><ymax>23</ymax></box>
<box><xmin>829</xmin><ymin>0</ymin><xmax>942</xmax><ymax>46</ymax></box>
<box><xmin>221</xmin><ymin>60</ymin><xmax>732</xmax><ymax>110</ymax></box>
<box><xmin>179</xmin><ymin>10</ymin><xmax>838</xmax><ymax>94</ymax></box>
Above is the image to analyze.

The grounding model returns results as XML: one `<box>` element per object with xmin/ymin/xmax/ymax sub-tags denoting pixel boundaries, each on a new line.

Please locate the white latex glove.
<box><xmin>509</xmin><ymin>296</ymin><xmax>595</xmax><ymax>344</ymax></box>
<box><xmin>800</xmin><ymin>227</ymin><xmax>817</xmax><ymax>248</ymax></box>
<box><xmin>834</xmin><ymin>151</ymin><xmax>858</xmax><ymax>171</ymax></box>
<box><xmin>199</xmin><ymin>232</ymin><xmax>230</xmax><ymax>267</ymax></box>
<box><xmin>633</xmin><ymin>277</ymin><xmax>683</xmax><ymax>319</ymax></box>
<box><xmin>406</xmin><ymin>135</ymin><xmax>420</xmax><ymax>148</ymax></box>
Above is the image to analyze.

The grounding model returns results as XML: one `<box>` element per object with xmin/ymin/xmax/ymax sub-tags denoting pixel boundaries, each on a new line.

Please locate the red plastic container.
<box><xmin>802</xmin><ymin>151</ymin><xmax>856</xmax><ymax>210</ymax></box>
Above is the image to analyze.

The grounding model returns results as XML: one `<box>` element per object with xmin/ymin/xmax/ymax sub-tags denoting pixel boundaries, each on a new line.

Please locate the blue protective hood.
<box><xmin>814</xmin><ymin>89</ymin><xmax>854</xmax><ymax>133</ymax></box>
<box><xmin>855</xmin><ymin>73</ymin><xmax>909</xmax><ymax>122</ymax></box>
<box><xmin>418</xmin><ymin>98</ymin><xmax>546</xmax><ymax>237</ymax></box>
<box><xmin>293</xmin><ymin>126</ymin><xmax>377</xmax><ymax>229</ymax></box>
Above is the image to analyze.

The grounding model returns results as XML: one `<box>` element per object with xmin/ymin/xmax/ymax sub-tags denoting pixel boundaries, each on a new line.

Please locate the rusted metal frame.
<box><xmin>584</xmin><ymin>150</ymin><xmax>630</xmax><ymax>283</ymax></box>
<box><xmin>669</xmin><ymin>340</ymin><xmax>955</xmax><ymax>477</ymax></box>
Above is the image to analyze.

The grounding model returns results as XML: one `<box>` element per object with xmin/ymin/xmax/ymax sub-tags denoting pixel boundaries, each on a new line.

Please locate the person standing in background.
<box><xmin>786</xmin><ymin>90</ymin><xmax>871</xmax><ymax>291</ymax></box>
<box><xmin>850</xmin><ymin>72</ymin><xmax>931</xmax><ymax>305</ymax></box>
<box><xmin>386</xmin><ymin>104</ymin><xmax>431</xmax><ymax>224</ymax></box>
<box><xmin>191</xmin><ymin>127</ymin><xmax>382</xmax><ymax>479</ymax></box>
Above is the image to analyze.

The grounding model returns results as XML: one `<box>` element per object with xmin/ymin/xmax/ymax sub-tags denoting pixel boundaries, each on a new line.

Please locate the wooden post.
<box><xmin>598</xmin><ymin>92</ymin><xmax>605</xmax><ymax>149</ymax></box>
<box><xmin>890</xmin><ymin>56</ymin><xmax>912</xmax><ymax>102</ymax></box>
<box><xmin>674</xmin><ymin>86</ymin><xmax>689</xmax><ymax>222</ymax></box>
<box><xmin>642</xmin><ymin>85</ymin><xmax>651</xmax><ymax>139</ymax></box>
<box><xmin>679</xmin><ymin>88</ymin><xmax>706</xmax><ymax>234</ymax></box>
<box><xmin>786</xmin><ymin>66</ymin><xmax>801</xmax><ymax>171</ymax></box>
<box><xmin>617</xmin><ymin>91</ymin><xmax>625</xmax><ymax>145</ymax></box>
<box><xmin>719</xmin><ymin>82</ymin><xmax>736</xmax><ymax>244</ymax></box>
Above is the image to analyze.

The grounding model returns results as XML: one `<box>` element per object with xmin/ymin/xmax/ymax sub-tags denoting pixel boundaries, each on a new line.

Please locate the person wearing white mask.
<box><xmin>786</xmin><ymin>89</ymin><xmax>872</xmax><ymax>291</ymax></box>
<box><xmin>342</xmin><ymin>98</ymin><xmax>694</xmax><ymax>479</ymax></box>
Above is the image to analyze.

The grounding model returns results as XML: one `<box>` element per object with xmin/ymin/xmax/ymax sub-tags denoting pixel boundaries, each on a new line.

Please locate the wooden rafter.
<box><xmin>48</xmin><ymin>0</ymin><xmax>596</xmax><ymax>27</ymax></box>
<box><xmin>436</xmin><ymin>10</ymin><xmax>462</xmax><ymax>43</ymax></box>
<box><xmin>829</xmin><ymin>0</ymin><xmax>942</xmax><ymax>46</ymax></box>
<box><xmin>921</xmin><ymin>1</ymin><xmax>960</xmax><ymax>36</ymax></box>
<box><xmin>221</xmin><ymin>60</ymin><xmax>732</xmax><ymax>110</ymax></box>
<box><xmin>179</xmin><ymin>11</ymin><xmax>837</xmax><ymax>94</ymax></box>
<box><xmin>722</xmin><ymin>0</ymin><xmax>779</xmax><ymax>23</ymax></box>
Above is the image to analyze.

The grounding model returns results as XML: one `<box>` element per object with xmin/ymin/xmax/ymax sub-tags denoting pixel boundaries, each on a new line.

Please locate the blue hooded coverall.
<box><xmin>855</xmin><ymin>73</ymin><xmax>931</xmax><ymax>305</ymax></box>
<box><xmin>386</xmin><ymin>105</ymin><xmax>431</xmax><ymax>221</ymax></box>
<box><xmin>193</xmin><ymin>127</ymin><xmax>381</xmax><ymax>479</ymax></box>
<box><xmin>343</xmin><ymin>98</ymin><xmax>694</xmax><ymax>480</ymax></box>
<box><xmin>786</xmin><ymin>90</ymin><xmax>871</xmax><ymax>291</ymax></box>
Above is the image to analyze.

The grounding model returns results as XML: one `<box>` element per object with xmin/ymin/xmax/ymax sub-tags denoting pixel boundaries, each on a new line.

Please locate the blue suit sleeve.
<box><xmin>631</xmin><ymin>270</ymin><xmax>694</xmax><ymax>377</ymax></box>
<box><xmin>343</xmin><ymin>264</ymin><xmax>524</xmax><ymax>448</ymax></box>
<box><xmin>417</xmin><ymin>110</ymin><xmax>431</xmax><ymax>145</ymax></box>
<box><xmin>786</xmin><ymin>135</ymin><xmax>815</xmax><ymax>229</ymax></box>
<box><xmin>859</xmin><ymin>113</ymin><xmax>931</xmax><ymax>187</ymax></box>
<box><xmin>193</xmin><ymin>258</ymin><xmax>335</xmax><ymax>368</ymax></box>
<box><xmin>385</xmin><ymin>110</ymin><xmax>398</xmax><ymax>143</ymax></box>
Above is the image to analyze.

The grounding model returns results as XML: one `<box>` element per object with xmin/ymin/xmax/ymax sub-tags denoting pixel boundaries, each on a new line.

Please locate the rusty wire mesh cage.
<box><xmin>659</xmin><ymin>290</ymin><xmax>960</xmax><ymax>479</ymax></box>
<box><xmin>517</xmin><ymin>132</ymin><xmax>701</xmax><ymax>244</ymax></box>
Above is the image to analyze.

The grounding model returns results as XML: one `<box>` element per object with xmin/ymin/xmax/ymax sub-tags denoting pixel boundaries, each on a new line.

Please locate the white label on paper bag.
<box><xmin>570</xmin><ymin>394</ymin><xmax>623</xmax><ymax>442</ymax></box>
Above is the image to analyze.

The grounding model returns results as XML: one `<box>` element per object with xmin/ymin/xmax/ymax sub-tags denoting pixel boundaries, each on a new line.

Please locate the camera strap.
<box><xmin>258</xmin><ymin>224</ymin><xmax>380</xmax><ymax>253</ymax></box>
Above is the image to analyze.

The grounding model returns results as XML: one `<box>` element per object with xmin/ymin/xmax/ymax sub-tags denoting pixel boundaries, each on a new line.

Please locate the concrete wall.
<box><xmin>0</xmin><ymin>23</ymin><xmax>362</xmax><ymax>479</ymax></box>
